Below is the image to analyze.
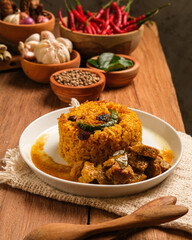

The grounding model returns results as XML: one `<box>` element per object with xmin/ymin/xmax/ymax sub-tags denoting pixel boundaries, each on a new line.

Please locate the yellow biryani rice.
<box><xmin>58</xmin><ymin>101</ymin><xmax>142</xmax><ymax>166</ymax></box>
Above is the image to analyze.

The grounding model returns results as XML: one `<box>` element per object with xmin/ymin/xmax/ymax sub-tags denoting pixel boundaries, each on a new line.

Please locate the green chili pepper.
<box><xmin>77</xmin><ymin>109</ymin><xmax>118</xmax><ymax>132</ymax></box>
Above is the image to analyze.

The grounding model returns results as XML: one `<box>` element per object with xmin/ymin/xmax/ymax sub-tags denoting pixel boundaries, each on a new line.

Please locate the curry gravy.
<box><xmin>161</xmin><ymin>149</ymin><xmax>174</xmax><ymax>164</ymax></box>
<box><xmin>31</xmin><ymin>134</ymin><xmax>76</xmax><ymax>181</ymax></box>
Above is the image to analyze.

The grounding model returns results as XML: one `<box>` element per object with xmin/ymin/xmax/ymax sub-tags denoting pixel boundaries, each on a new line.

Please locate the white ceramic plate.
<box><xmin>19</xmin><ymin>107</ymin><xmax>182</xmax><ymax>198</ymax></box>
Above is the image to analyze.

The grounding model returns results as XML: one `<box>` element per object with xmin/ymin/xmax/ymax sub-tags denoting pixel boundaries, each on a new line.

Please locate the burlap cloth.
<box><xmin>0</xmin><ymin>131</ymin><xmax>192</xmax><ymax>233</ymax></box>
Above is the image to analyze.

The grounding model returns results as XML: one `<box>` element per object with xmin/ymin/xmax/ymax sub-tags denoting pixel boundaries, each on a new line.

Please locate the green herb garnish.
<box><xmin>77</xmin><ymin>109</ymin><xmax>118</xmax><ymax>132</ymax></box>
<box><xmin>87</xmin><ymin>52</ymin><xmax>134</xmax><ymax>72</ymax></box>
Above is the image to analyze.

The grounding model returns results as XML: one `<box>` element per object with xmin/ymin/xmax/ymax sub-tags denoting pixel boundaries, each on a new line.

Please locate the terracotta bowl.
<box><xmin>0</xmin><ymin>10</ymin><xmax>55</xmax><ymax>44</ymax></box>
<box><xmin>50</xmin><ymin>68</ymin><xmax>106</xmax><ymax>103</ymax></box>
<box><xmin>59</xmin><ymin>17</ymin><xmax>144</xmax><ymax>58</ymax></box>
<box><xmin>21</xmin><ymin>50</ymin><xmax>81</xmax><ymax>84</ymax></box>
<box><xmin>86</xmin><ymin>55</ymin><xmax>139</xmax><ymax>88</ymax></box>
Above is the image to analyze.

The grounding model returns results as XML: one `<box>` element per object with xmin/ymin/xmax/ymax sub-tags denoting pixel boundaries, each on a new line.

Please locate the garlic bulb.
<box><xmin>18</xmin><ymin>31</ymin><xmax>73</xmax><ymax>64</ymax></box>
<box><xmin>34</xmin><ymin>39</ymin><xmax>70</xmax><ymax>64</ymax></box>
<box><xmin>3</xmin><ymin>12</ymin><xmax>20</xmax><ymax>24</ymax></box>
<box><xmin>56</xmin><ymin>37</ymin><xmax>73</xmax><ymax>53</ymax></box>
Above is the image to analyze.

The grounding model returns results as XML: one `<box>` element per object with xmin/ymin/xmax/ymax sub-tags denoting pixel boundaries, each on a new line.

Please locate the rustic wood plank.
<box><xmin>0</xmin><ymin>21</ymin><xmax>189</xmax><ymax>240</ymax></box>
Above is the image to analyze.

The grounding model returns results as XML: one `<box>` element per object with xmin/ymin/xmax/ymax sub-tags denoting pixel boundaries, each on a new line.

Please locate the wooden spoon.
<box><xmin>131</xmin><ymin>195</ymin><xmax>177</xmax><ymax>214</ymax></box>
<box><xmin>24</xmin><ymin>197</ymin><xmax>187</xmax><ymax>240</ymax></box>
<box><xmin>115</xmin><ymin>195</ymin><xmax>177</xmax><ymax>239</ymax></box>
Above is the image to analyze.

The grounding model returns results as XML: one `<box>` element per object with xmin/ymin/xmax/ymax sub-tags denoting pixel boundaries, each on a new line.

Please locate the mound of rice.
<box><xmin>58</xmin><ymin>101</ymin><xmax>142</xmax><ymax>166</ymax></box>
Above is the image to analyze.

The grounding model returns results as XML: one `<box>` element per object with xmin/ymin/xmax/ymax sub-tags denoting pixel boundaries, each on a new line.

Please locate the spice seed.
<box><xmin>53</xmin><ymin>70</ymin><xmax>100</xmax><ymax>87</ymax></box>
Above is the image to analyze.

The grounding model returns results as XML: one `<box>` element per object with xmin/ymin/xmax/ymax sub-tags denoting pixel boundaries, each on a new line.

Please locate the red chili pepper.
<box><xmin>101</xmin><ymin>24</ymin><xmax>111</xmax><ymax>35</ymax></box>
<box><xmin>101</xmin><ymin>7</ymin><xmax>110</xmax><ymax>31</ymax></box>
<box><xmin>72</xmin><ymin>8</ymin><xmax>87</xmax><ymax>23</ymax></box>
<box><xmin>124</xmin><ymin>23</ymin><xmax>138</xmax><ymax>32</ymax></box>
<box><xmin>95</xmin><ymin>0</ymin><xmax>113</xmax><ymax>19</ymax></box>
<box><xmin>78</xmin><ymin>23</ymin><xmax>85</xmax><ymax>30</ymax></box>
<box><xmin>90</xmin><ymin>23</ymin><xmax>97</xmax><ymax>34</ymax></box>
<box><xmin>110</xmin><ymin>21</ymin><xmax>125</xmax><ymax>34</ymax></box>
<box><xmin>109</xmin><ymin>13</ymin><xmax>115</xmax><ymax>22</ymax></box>
<box><xmin>84</xmin><ymin>17</ymin><xmax>93</xmax><ymax>34</ymax></box>
<box><xmin>123</xmin><ymin>9</ymin><xmax>167</xmax><ymax>33</ymax></box>
<box><xmin>105</xmin><ymin>7</ymin><xmax>110</xmax><ymax>21</ymax></box>
<box><xmin>106</xmin><ymin>29</ymin><xmax>113</xmax><ymax>35</ymax></box>
<box><xmin>111</xmin><ymin>1</ymin><xmax>122</xmax><ymax>27</ymax></box>
<box><xmin>125</xmin><ymin>3</ymin><xmax>171</xmax><ymax>27</ymax></box>
<box><xmin>68</xmin><ymin>2</ymin><xmax>87</xmax><ymax>24</ymax></box>
<box><xmin>64</xmin><ymin>0</ymin><xmax>76</xmax><ymax>30</ymax></box>
<box><xmin>86</xmin><ymin>11</ymin><xmax>104</xmax><ymax>25</ymax></box>
<box><xmin>101</xmin><ymin>11</ymin><xmax>114</xmax><ymax>34</ymax></box>
<box><xmin>75</xmin><ymin>0</ymin><xmax>85</xmax><ymax>17</ymax></box>
<box><xmin>59</xmin><ymin>8</ymin><xmax>67</xmax><ymax>28</ymax></box>
<box><xmin>123</xmin><ymin>0</ymin><xmax>133</xmax><ymax>26</ymax></box>
<box><xmin>90</xmin><ymin>21</ymin><xmax>102</xmax><ymax>34</ymax></box>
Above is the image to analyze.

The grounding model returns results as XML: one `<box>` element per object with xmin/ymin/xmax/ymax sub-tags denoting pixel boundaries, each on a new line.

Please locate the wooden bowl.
<box><xmin>59</xmin><ymin>18</ymin><xmax>144</xmax><ymax>58</ymax></box>
<box><xmin>0</xmin><ymin>10</ymin><xmax>55</xmax><ymax>44</ymax></box>
<box><xmin>86</xmin><ymin>55</ymin><xmax>139</xmax><ymax>88</ymax></box>
<box><xmin>50</xmin><ymin>68</ymin><xmax>106</xmax><ymax>103</ymax></box>
<box><xmin>21</xmin><ymin>50</ymin><xmax>81</xmax><ymax>84</ymax></box>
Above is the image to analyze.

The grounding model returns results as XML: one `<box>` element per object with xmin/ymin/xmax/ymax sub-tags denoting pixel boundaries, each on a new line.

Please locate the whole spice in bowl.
<box><xmin>53</xmin><ymin>69</ymin><xmax>100</xmax><ymax>87</ymax></box>
<box><xmin>50</xmin><ymin>68</ymin><xmax>106</xmax><ymax>103</ymax></box>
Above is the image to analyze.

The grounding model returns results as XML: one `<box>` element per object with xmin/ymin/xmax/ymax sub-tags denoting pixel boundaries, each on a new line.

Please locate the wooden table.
<box><xmin>0</xmin><ymin>23</ymin><xmax>191</xmax><ymax>240</ymax></box>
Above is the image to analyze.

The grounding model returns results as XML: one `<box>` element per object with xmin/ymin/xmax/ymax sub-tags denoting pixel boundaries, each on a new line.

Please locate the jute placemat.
<box><xmin>0</xmin><ymin>131</ymin><xmax>192</xmax><ymax>233</ymax></box>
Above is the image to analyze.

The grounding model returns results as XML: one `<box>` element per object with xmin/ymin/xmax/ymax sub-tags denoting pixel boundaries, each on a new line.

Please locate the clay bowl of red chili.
<box><xmin>59</xmin><ymin>17</ymin><xmax>144</xmax><ymax>58</ymax></box>
<box><xmin>0</xmin><ymin>10</ymin><xmax>55</xmax><ymax>44</ymax></box>
<box><xmin>50</xmin><ymin>68</ymin><xmax>106</xmax><ymax>103</ymax></box>
<box><xmin>86</xmin><ymin>55</ymin><xmax>139</xmax><ymax>88</ymax></box>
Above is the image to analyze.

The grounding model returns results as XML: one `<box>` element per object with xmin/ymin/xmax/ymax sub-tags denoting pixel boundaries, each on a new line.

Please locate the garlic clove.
<box><xmin>57</xmin><ymin>47</ymin><xmax>66</xmax><ymax>63</ymax></box>
<box><xmin>25</xmin><ymin>33</ymin><xmax>40</xmax><ymax>43</ymax></box>
<box><xmin>24</xmin><ymin>41</ymin><xmax>40</xmax><ymax>51</ymax></box>
<box><xmin>23</xmin><ymin>50</ymin><xmax>35</xmax><ymax>61</ymax></box>
<box><xmin>56</xmin><ymin>37</ymin><xmax>73</xmax><ymax>53</ymax></box>
<box><xmin>42</xmin><ymin>49</ymin><xmax>60</xmax><ymax>64</ymax></box>
<box><xmin>18</xmin><ymin>41</ymin><xmax>25</xmax><ymax>56</ymax></box>
<box><xmin>34</xmin><ymin>47</ymin><xmax>48</xmax><ymax>63</ymax></box>
<box><xmin>61</xmin><ymin>45</ymin><xmax>70</xmax><ymax>62</ymax></box>
<box><xmin>52</xmin><ymin>41</ymin><xmax>70</xmax><ymax>63</ymax></box>
<box><xmin>40</xmin><ymin>31</ymin><xmax>55</xmax><ymax>41</ymax></box>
